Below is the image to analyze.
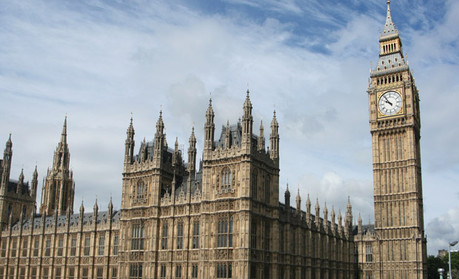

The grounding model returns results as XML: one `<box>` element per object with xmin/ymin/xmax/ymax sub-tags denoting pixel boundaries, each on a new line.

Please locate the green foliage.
<box><xmin>428</xmin><ymin>255</ymin><xmax>447</xmax><ymax>279</ymax></box>
<box><xmin>428</xmin><ymin>252</ymin><xmax>459</xmax><ymax>279</ymax></box>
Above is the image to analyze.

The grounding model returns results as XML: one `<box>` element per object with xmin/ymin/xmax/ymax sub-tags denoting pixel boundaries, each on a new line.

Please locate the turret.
<box><xmin>270</xmin><ymin>111</ymin><xmax>279</xmax><ymax>164</ymax></box>
<box><xmin>79</xmin><ymin>201</ymin><xmax>85</xmax><ymax>220</ymax></box>
<box><xmin>52</xmin><ymin>117</ymin><xmax>70</xmax><ymax>171</ymax></box>
<box><xmin>258</xmin><ymin>120</ymin><xmax>265</xmax><ymax>152</ymax></box>
<box><xmin>241</xmin><ymin>90</ymin><xmax>253</xmax><ymax>149</ymax></box>
<box><xmin>1</xmin><ymin>134</ymin><xmax>13</xmax><ymax>193</ymax></box>
<box><xmin>296</xmin><ymin>189</ymin><xmax>301</xmax><ymax>214</ymax></box>
<box><xmin>345</xmin><ymin>197</ymin><xmax>353</xmax><ymax>237</ymax></box>
<box><xmin>306</xmin><ymin>194</ymin><xmax>311</xmax><ymax>224</ymax></box>
<box><xmin>284</xmin><ymin>184</ymin><xmax>290</xmax><ymax>210</ymax></box>
<box><xmin>31</xmin><ymin>166</ymin><xmax>38</xmax><ymax>199</ymax></box>
<box><xmin>108</xmin><ymin>196</ymin><xmax>114</xmax><ymax>218</ymax></box>
<box><xmin>315</xmin><ymin>199</ymin><xmax>320</xmax><ymax>226</ymax></box>
<box><xmin>323</xmin><ymin>203</ymin><xmax>328</xmax><ymax>230</ymax></box>
<box><xmin>154</xmin><ymin>111</ymin><xmax>166</xmax><ymax>154</ymax></box>
<box><xmin>225</xmin><ymin>121</ymin><xmax>231</xmax><ymax>149</ymax></box>
<box><xmin>204</xmin><ymin>98</ymin><xmax>215</xmax><ymax>155</ymax></box>
<box><xmin>187</xmin><ymin>127</ymin><xmax>197</xmax><ymax>176</ymax></box>
<box><xmin>358</xmin><ymin>213</ymin><xmax>363</xmax><ymax>235</ymax></box>
<box><xmin>93</xmin><ymin>199</ymin><xmax>99</xmax><ymax>223</ymax></box>
<box><xmin>16</xmin><ymin>168</ymin><xmax>24</xmax><ymax>194</ymax></box>
<box><xmin>338</xmin><ymin>210</ymin><xmax>343</xmax><ymax>235</ymax></box>
<box><xmin>331</xmin><ymin>206</ymin><xmax>336</xmax><ymax>232</ymax></box>
<box><xmin>124</xmin><ymin>116</ymin><xmax>135</xmax><ymax>165</ymax></box>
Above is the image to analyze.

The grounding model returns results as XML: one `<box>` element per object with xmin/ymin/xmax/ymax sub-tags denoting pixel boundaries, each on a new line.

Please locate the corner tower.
<box><xmin>39</xmin><ymin>117</ymin><xmax>75</xmax><ymax>216</ymax></box>
<box><xmin>367</xmin><ymin>1</ymin><xmax>427</xmax><ymax>278</ymax></box>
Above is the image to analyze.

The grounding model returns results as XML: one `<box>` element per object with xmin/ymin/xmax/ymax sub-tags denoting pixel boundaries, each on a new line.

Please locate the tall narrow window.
<box><xmin>96</xmin><ymin>267</ymin><xmax>103</xmax><ymax>279</ymax></box>
<box><xmin>84</xmin><ymin>236</ymin><xmax>90</xmax><ymax>256</ymax></box>
<box><xmin>191</xmin><ymin>265</ymin><xmax>198</xmax><ymax>278</ymax></box>
<box><xmin>177</xmin><ymin>222</ymin><xmax>183</xmax><ymax>249</ymax></box>
<box><xmin>11</xmin><ymin>238</ymin><xmax>17</xmax><ymax>257</ymax></box>
<box><xmin>31</xmin><ymin>267</ymin><xmax>37</xmax><ymax>279</ymax></box>
<box><xmin>366</xmin><ymin>244</ymin><xmax>373</xmax><ymax>262</ymax></box>
<box><xmin>217</xmin><ymin>216</ymin><xmax>233</xmax><ymax>247</ymax></box>
<box><xmin>113</xmin><ymin>235</ymin><xmax>119</xmax><ymax>255</ymax></box>
<box><xmin>161</xmin><ymin>224</ymin><xmax>168</xmax><ymax>250</ymax></box>
<box><xmin>33</xmin><ymin>238</ymin><xmax>39</xmax><ymax>257</ymax></box>
<box><xmin>42</xmin><ymin>267</ymin><xmax>49</xmax><ymax>279</ymax></box>
<box><xmin>70</xmin><ymin>237</ymin><xmax>77</xmax><ymax>256</ymax></box>
<box><xmin>21</xmin><ymin>237</ymin><xmax>28</xmax><ymax>257</ymax></box>
<box><xmin>57</xmin><ymin>236</ymin><xmax>64</xmax><ymax>257</ymax></box>
<box><xmin>129</xmin><ymin>264</ymin><xmax>143</xmax><ymax>279</ymax></box>
<box><xmin>131</xmin><ymin>224</ymin><xmax>144</xmax><ymax>250</ymax></box>
<box><xmin>160</xmin><ymin>265</ymin><xmax>167</xmax><ymax>278</ymax></box>
<box><xmin>98</xmin><ymin>235</ymin><xmax>105</xmax><ymax>255</ymax></box>
<box><xmin>44</xmin><ymin>237</ymin><xmax>51</xmax><ymax>257</ymax></box>
<box><xmin>111</xmin><ymin>267</ymin><xmax>118</xmax><ymax>279</ymax></box>
<box><xmin>175</xmin><ymin>265</ymin><xmax>182</xmax><ymax>278</ymax></box>
<box><xmin>221</xmin><ymin>168</ymin><xmax>231</xmax><ymax>190</ymax></box>
<box><xmin>1</xmin><ymin>240</ymin><xmax>6</xmax><ymax>257</ymax></box>
<box><xmin>216</xmin><ymin>263</ymin><xmax>232</xmax><ymax>278</ymax></box>
<box><xmin>55</xmin><ymin>267</ymin><xmax>61</xmax><ymax>279</ymax></box>
<box><xmin>82</xmin><ymin>268</ymin><xmax>89</xmax><ymax>279</ymax></box>
<box><xmin>68</xmin><ymin>267</ymin><xmax>75</xmax><ymax>279</ymax></box>
<box><xmin>192</xmin><ymin>221</ymin><xmax>199</xmax><ymax>249</ymax></box>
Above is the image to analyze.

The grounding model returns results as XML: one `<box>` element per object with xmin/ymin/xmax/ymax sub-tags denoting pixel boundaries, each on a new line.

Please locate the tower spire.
<box><xmin>382</xmin><ymin>1</ymin><xmax>398</xmax><ymax>37</ymax></box>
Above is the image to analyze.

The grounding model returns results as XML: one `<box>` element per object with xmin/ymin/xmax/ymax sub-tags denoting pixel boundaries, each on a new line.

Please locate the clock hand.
<box><xmin>384</xmin><ymin>96</ymin><xmax>393</xmax><ymax>106</ymax></box>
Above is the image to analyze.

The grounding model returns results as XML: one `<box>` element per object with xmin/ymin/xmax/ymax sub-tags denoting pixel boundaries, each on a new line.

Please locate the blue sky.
<box><xmin>1</xmin><ymin>0</ymin><xmax>458</xmax><ymax>255</ymax></box>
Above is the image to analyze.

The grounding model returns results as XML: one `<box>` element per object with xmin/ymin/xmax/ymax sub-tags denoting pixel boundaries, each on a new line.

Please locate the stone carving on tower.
<box><xmin>39</xmin><ymin>116</ymin><xmax>75</xmax><ymax>216</ymax></box>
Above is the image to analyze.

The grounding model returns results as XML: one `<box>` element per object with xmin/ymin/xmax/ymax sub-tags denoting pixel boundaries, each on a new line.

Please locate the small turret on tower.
<box><xmin>204</xmin><ymin>98</ymin><xmax>215</xmax><ymax>156</ymax></box>
<box><xmin>270</xmin><ymin>111</ymin><xmax>279</xmax><ymax>165</ymax></box>
<box><xmin>187</xmin><ymin>127</ymin><xmax>197</xmax><ymax>176</ymax></box>
<box><xmin>241</xmin><ymin>90</ymin><xmax>253</xmax><ymax>150</ymax></box>
<box><xmin>258</xmin><ymin>120</ymin><xmax>265</xmax><ymax>152</ymax></box>
<box><xmin>124</xmin><ymin>116</ymin><xmax>135</xmax><ymax>165</ymax></box>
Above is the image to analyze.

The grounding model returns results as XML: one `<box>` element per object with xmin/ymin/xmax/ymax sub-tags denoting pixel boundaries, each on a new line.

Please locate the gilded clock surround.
<box><xmin>377</xmin><ymin>90</ymin><xmax>404</xmax><ymax>118</ymax></box>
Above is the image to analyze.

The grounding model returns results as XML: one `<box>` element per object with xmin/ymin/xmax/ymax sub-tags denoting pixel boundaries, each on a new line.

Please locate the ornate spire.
<box><xmin>258</xmin><ymin>120</ymin><xmax>265</xmax><ymax>151</ymax></box>
<box><xmin>270</xmin><ymin>110</ymin><xmax>279</xmax><ymax>162</ymax></box>
<box><xmin>296</xmin><ymin>188</ymin><xmax>301</xmax><ymax>212</ymax></box>
<box><xmin>125</xmin><ymin>115</ymin><xmax>135</xmax><ymax>164</ymax></box>
<box><xmin>284</xmin><ymin>183</ymin><xmax>291</xmax><ymax>208</ymax></box>
<box><xmin>242</xmin><ymin>89</ymin><xmax>253</xmax><ymax>148</ymax></box>
<box><xmin>381</xmin><ymin>1</ymin><xmax>398</xmax><ymax>37</ymax></box>
<box><xmin>61</xmin><ymin>115</ymin><xmax>67</xmax><ymax>145</ymax></box>
<box><xmin>204</xmin><ymin>97</ymin><xmax>215</xmax><ymax>153</ymax></box>
<box><xmin>225</xmin><ymin>120</ymin><xmax>231</xmax><ymax>149</ymax></box>
<box><xmin>188</xmin><ymin>127</ymin><xmax>197</xmax><ymax>175</ymax></box>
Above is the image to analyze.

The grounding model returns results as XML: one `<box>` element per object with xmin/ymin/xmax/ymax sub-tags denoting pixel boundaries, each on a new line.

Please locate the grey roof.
<box><xmin>174</xmin><ymin>171</ymin><xmax>202</xmax><ymax>197</ymax></box>
<box><xmin>372</xmin><ymin>52</ymin><xmax>408</xmax><ymax>76</ymax></box>
<box><xmin>11</xmin><ymin>210</ymin><xmax>120</xmax><ymax>231</ymax></box>
<box><xmin>216</xmin><ymin>123</ymin><xmax>243</xmax><ymax>148</ymax></box>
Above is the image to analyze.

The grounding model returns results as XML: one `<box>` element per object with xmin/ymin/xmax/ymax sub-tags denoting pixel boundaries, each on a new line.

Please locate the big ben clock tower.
<box><xmin>367</xmin><ymin>1</ymin><xmax>427</xmax><ymax>278</ymax></box>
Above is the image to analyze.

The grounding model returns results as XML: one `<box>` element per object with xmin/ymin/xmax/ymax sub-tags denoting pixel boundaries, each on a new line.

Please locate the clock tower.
<box><xmin>367</xmin><ymin>1</ymin><xmax>427</xmax><ymax>278</ymax></box>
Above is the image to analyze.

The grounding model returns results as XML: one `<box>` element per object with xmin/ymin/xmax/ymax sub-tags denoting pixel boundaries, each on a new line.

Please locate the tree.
<box><xmin>428</xmin><ymin>255</ymin><xmax>447</xmax><ymax>279</ymax></box>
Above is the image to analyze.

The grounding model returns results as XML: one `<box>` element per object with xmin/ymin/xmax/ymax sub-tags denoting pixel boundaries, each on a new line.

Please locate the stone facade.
<box><xmin>0</xmin><ymin>2</ymin><xmax>427</xmax><ymax>279</ymax></box>
<box><xmin>354</xmin><ymin>2</ymin><xmax>428</xmax><ymax>279</ymax></box>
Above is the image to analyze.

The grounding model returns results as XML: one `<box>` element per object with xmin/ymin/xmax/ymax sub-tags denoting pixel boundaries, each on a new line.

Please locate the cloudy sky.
<box><xmin>1</xmin><ymin>0</ymin><xmax>458</xmax><ymax>255</ymax></box>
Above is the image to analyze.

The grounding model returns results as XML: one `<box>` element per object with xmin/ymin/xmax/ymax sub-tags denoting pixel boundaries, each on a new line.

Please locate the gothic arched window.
<box><xmin>221</xmin><ymin>168</ymin><xmax>231</xmax><ymax>190</ymax></box>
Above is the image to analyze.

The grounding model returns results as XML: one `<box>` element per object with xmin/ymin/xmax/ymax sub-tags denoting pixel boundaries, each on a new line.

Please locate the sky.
<box><xmin>0</xmin><ymin>0</ymin><xmax>458</xmax><ymax>255</ymax></box>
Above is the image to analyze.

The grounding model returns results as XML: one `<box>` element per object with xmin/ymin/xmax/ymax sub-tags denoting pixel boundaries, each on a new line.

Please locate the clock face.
<box><xmin>378</xmin><ymin>91</ymin><xmax>402</xmax><ymax>116</ymax></box>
